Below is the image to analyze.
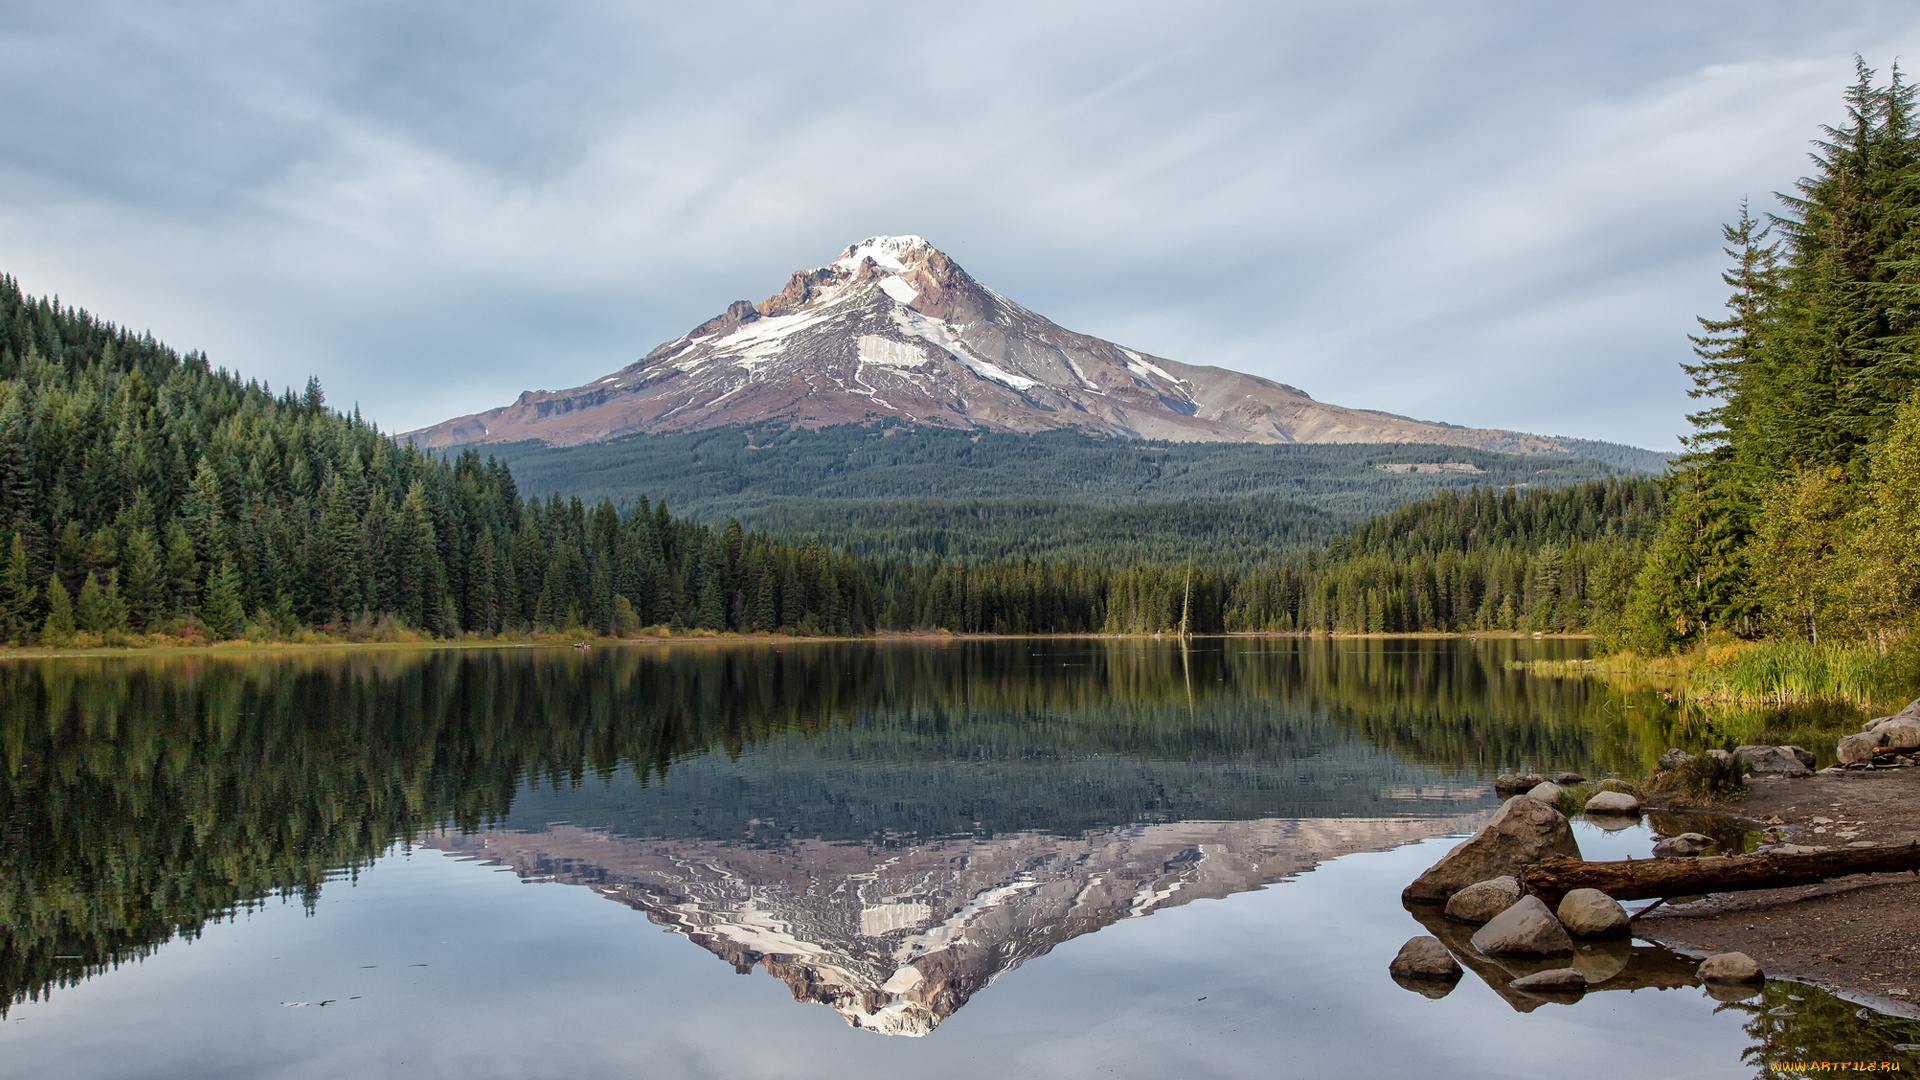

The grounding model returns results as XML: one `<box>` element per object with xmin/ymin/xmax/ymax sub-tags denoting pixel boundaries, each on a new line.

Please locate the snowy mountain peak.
<box><xmin>832</xmin><ymin>235</ymin><xmax>935</xmax><ymax>273</ymax></box>
<box><xmin>406</xmin><ymin>237</ymin><xmax>1578</xmax><ymax>455</ymax></box>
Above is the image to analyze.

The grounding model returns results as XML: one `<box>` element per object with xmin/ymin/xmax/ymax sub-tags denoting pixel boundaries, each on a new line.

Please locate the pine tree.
<box><xmin>0</xmin><ymin>531</ymin><xmax>36</xmax><ymax>643</ymax></box>
<box><xmin>123</xmin><ymin>527</ymin><xmax>163</xmax><ymax>628</ymax></box>
<box><xmin>200</xmin><ymin>560</ymin><xmax>245</xmax><ymax>638</ymax></box>
<box><xmin>76</xmin><ymin>572</ymin><xmax>109</xmax><ymax>635</ymax></box>
<box><xmin>41</xmin><ymin>574</ymin><xmax>73</xmax><ymax>642</ymax></box>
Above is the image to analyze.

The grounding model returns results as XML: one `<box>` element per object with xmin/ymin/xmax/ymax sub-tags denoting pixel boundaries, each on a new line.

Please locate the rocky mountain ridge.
<box><xmin>406</xmin><ymin>236</ymin><xmax>1576</xmax><ymax>453</ymax></box>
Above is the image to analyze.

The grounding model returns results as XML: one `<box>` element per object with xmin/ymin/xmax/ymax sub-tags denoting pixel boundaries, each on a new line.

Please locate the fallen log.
<box><xmin>1521</xmin><ymin>842</ymin><xmax>1920</xmax><ymax>906</ymax></box>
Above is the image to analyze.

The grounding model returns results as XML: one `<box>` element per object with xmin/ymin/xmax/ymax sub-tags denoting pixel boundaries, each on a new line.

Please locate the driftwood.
<box><xmin>1521</xmin><ymin>842</ymin><xmax>1920</xmax><ymax>906</ymax></box>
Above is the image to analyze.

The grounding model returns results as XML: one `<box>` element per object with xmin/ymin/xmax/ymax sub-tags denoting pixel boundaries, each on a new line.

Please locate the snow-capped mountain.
<box><xmin>407</xmin><ymin>235</ymin><xmax>1565</xmax><ymax>451</ymax></box>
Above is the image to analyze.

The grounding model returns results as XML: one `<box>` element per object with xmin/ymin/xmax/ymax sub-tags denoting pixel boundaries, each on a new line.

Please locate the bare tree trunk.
<box><xmin>1521</xmin><ymin>843</ymin><xmax>1920</xmax><ymax>907</ymax></box>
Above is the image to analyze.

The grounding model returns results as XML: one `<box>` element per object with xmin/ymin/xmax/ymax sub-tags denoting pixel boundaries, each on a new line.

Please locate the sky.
<box><xmin>4</xmin><ymin>2</ymin><xmax>1919</xmax><ymax>452</ymax></box>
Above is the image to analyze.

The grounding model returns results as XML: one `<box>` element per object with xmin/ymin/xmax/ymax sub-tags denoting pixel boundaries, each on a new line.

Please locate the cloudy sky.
<box><xmin>4</xmin><ymin>2</ymin><xmax>1918</xmax><ymax>451</ymax></box>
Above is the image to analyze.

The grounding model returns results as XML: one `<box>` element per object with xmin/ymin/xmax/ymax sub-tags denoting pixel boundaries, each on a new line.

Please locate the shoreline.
<box><xmin>1632</xmin><ymin>768</ymin><xmax>1920</xmax><ymax>1018</ymax></box>
<box><xmin>0</xmin><ymin>629</ymin><xmax>1593</xmax><ymax>662</ymax></box>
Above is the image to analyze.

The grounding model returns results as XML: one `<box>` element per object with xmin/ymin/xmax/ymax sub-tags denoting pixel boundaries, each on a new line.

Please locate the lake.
<box><xmin>2</xmin><ymin>637</ymin><xmax>1914</xmax><ymax>1077</ymax></box>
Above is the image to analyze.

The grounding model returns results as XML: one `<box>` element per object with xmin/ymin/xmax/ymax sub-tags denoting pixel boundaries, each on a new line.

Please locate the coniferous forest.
<box><xmin>1629</xmin><ymin>60</ymin><xmax>1920</xmax><ymax>653</ymax></box>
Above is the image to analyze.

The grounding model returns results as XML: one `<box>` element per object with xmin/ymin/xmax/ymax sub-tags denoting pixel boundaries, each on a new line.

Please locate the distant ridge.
<box><xmin>407</xmin><ymin>235</ymin><xmax>1652</xmax><ymax>459</ymax></box>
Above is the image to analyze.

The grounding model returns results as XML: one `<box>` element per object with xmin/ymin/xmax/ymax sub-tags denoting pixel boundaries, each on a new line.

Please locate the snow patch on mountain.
<box><xmin>857</xmin><ymin>335</ymin><xmax>928</xmax><ymax>369</ymax></box>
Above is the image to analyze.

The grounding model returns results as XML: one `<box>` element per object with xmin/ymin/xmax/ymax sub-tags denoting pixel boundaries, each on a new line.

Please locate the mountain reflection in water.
<box><xmin>4</xmin><ymin>636</ymin><xmax>1696</xmax><ymax>1023</ymax></box>
<box><xmin>426</xmin><ymin>815</ymin><xmax>1484</xmax><ymax>1035</ymax></box>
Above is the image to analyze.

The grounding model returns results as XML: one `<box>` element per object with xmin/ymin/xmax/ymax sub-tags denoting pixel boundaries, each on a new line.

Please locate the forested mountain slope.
<box><xmin>478</xmin><ymin>423</ymin><xmax>1664</xmax><ymax>564</ymax></box>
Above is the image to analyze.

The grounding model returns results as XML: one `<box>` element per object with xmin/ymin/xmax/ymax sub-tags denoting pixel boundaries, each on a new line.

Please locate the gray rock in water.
<box><xmin>1584</xmin><ymin>790</ymin><xmax>1641</xmax><ymax>815</ymax></box>
<box><xmin>1508</xmin><ymin>967</ymin><xmax>1587</xmax><ymax>994</ymax></box>
<box><xmin>1657</xmin><ymin>748</ymin><xmax>1695</xmax><ymax>770</ymax></box>
<box><xmin>1554</xmin><ymin>772</ymin><xmax>1586</xmax><ymax>785</ymax></box>
<box><xmin>1494</xmin><ymin>772</ymin><xmax>1545</xmax><ymax>794</ymax></box>
<box><xmin>1470</xmin><ymin>895</ymin><xmax>1575</xmax><ymax>957</ymax></box>
<box><xmin>1444</xmin><ymin>876</ymin><xmax>1523</xmax><ymax>924</ymax></box>
<box><xmin>1388</xmin><ymin>936</ymin><xmax>1462</xmax><ymax>980</ymax></box>
<box><xmin>1734</xmin><ymin>745</ymin><xmax>1813</xmax><ymax>777</ymax></box>
<box><xmin>1698</xmin><ymin>952</ymin><xmax>1764</xmax><ymax>983</ymax></box>
<box><xmin>1880</xmin><ymin>717</ymin><xmax>1920</xmax><ymax>753</ymax></box>
<box><xmin>1838</xmin><ymin>731</ymin><xmax>1886</xmax><ymax>767</ymax></box>
<box><xmin>1652</xmin><ymin>832</ymin><xmax>1716</xmax><ymax>858</ymax></box>
<box><xmin>1403</xmin><ymin>797</ymin><xmax>1581</xmax><ymax>904</ymax></box>
<box><xmin>1556</xmin><ymin>888</ymin><xmax>1630</xmax><ymax>937</ymax></box>
<box><xmin>1593</xmin><ymin>778</ymin><xmax>1637</xmax><ymax>795</ymax></box>
<box><xmin>1527</xmin><ymin>781</ymin><xmax>1567</xmax><ymax>803</ymax></box>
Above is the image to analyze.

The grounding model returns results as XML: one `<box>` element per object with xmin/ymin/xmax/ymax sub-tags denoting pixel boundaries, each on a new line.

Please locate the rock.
<box><xmin>1864</xmin><ymin>716</ymin><xmax>1891</xmax><ymax>732</ymax></box>
<box><xmin>1593</xmin><ymin>778</ymin><xmax>1637</xmax><ymax>795</ymax></box>
<box><xmin>1838</xmin><ymin>731</ymin><xmax>1886</xmax><ymax>767</ymax></box>
<box><xmin>1470</xmin><ymin>896</ymin><xmax>1575</xmax><ymax>957</ymax></box>
<box><xmin>1704</xmin><ymin>748</ymin><xmax>1734</xmax><ymax>766</ymax></box>
<box><xmin>1556</xmin><ymin>888</ymin><xmax>1630</xmax><ymax>937</ymax></box>
<box><xmin>1527</xmin><ymin>781</ymin><xmax>1566</xmax><ymax>802</ymax></box>
<box><xmin>1584</xmin><ymin>791</ymin><xmax>1641</xmax><ymax>815</ymax></box>
<box><xmin>1898</xmin><ymin>697</ymin><xmax>1920</xmax><ymax>721</ymax></box>
<box><xmin>1444</xmin><ymin>876</ymin><xmax>1523</xmax><ymax>924</ymax></box>
<box><xmin>1508</xmin><ymin>967</ymin><xmax>1587</xmax><ymax>994</ymax></box>
<box><xmin>1652</xmin><ymin>832</ymin><xmax>1716</xmax><ymax>858</ymax></box>
<box><xmin>1388</xmin><ymin>936</ymin><xmax>1462</xmax><ymax>980</ymax></box>
<box><xmin>1734</xmin><ymin>745</ymin><xmax>1813</xmax><ymax>777</ymax></box>
<box><xmin>1494</xmin><ymin>772</ymin><xmax>1545</xmax><ymax>794</ymax></box>
<box><xmin>1880</xmin><ymin>717</ymin><xmax>1920</xmax><ymax>753</ymax></box>
<box><xmin>1698</xmin><ymin>952</ymin><xmax>1764</xmax><ymax>983</ymax></box>
<box><xmin>1403</xmin><ymin>797</ymin><xmax>1581</xmax><ymax>904</ymax></box>
<box><xmin>1554</xmin><ymin>772</ymin><xmax>1586</xmax><ymax>785</ymax></box>
<box><xmin>1781</xmin><ymin>745</ymin><xmax>1816</xmax><ymax>769</ymax></box>
<box><xmin>1657</xmin><ymin>748</ymin><xmax>1695</xmax><ymax>770</ymax></box>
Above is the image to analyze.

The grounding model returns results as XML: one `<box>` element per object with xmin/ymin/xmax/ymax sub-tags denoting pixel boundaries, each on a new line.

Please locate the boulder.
<box><xmin>1388</xmin><ymin>936</ymin><xmax>1462</xmax><ymax>980</ymax></box>
<box><xmin>1444</xmin><ymin>876</ymin><xmax>1523</xmax><ymax>924</ymax></box>
<box><xmin>1508</xmin><ymin>967</ymin><xmax>1587</xmax><ymax>994</ymax></box>
<box><xmin>1734</xmin><ymin>745</ymin><xmax>1813</xmax><ymax>777</ymax></box>
<box><xmin>1584</xmin><ymin>791</ymin><xmax>1641</xmax><ymax>815</ymax></box>
<box><xmin>1838</xmin><ymin>731</ymin><xmax>1886</xmax><ymax>767</ymax></box>
<box><xmin>1898</xmin><ymin>697</ymin><xmax>1920</xmax><ymax>721</ymax></box>
<box><xmin>1593</xmin><ymin>778</ymin><xmax>1637</xmax><ymax>795</ymax></box>
<box><xmin>1470</xmin><ymin>895</ymin><xmax>1575</xmax><ymax>957</ymax></box>
<box><xmin>1402</xmin><ymin>796</ymin><xmax>1581</xmax><ymax>904</ymax></box>
<box><xmin>1494</xmin><ymin>772</ymin><xmax>1545</xmax><ymax>794</ymax></box>
<box><xmin>1652</xmin><ymin>832</ymin><xmax>1716</xmax><ymax>858</ymax></box>
<box><xmin>1880</xmin><ymin>717</ymin><xmax>1920</xmax><ymax>753</ymax></box>
<box><xmin>1554</xmin><ymin>772</ymin><xmax>1587</xmax><ymax>785</ymax></box>
<box><xmin>1703</xmin><ymin>748</ymin><xmax>1734</xmax><ymax>766</ymax></box>
<box><xmin>1697</xmin><ymin>952</ymin><xmax>1764</xmax><ymax>983</ymax></box>
<box><xmin>1556</xmin><ymin>888</ymin><xmax>1630</xmax><ymax>937</ymax></box>
<box><xmin>1657</xmin><ymin>748</ymin><xmax>1695</xmax><ymax>770</ymax></box>
<box><xmin>1863</xmin><ymin>716</ymin><xmax>1890</xmax><ymax>732</ymax></box>
<box><xmin>1527</xmin><ymin>781</ymin><xmax>1566</xmax><ymax>803</ymax></box>
<box><xmin>1781</xmin><ymin>745</ymin><xmax>1816</xmax><ymax>769</ymax></box>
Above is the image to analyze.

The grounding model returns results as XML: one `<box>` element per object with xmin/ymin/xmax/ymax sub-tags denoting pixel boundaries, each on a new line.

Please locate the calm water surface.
<box><xmin>2</xmin><ymin>638</ymin><xmax>1914</xmax><ymax>1078</ymax></box>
